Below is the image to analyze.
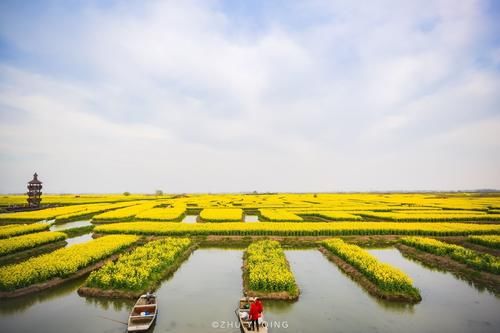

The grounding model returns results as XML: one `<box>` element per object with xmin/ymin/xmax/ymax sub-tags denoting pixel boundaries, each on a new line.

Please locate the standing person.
<box><xmin>249</xmin><ymin>298</ymin><xmax>260</xmax><ymax>331</ymax></box>
<box><xmin>255</xmin><ymin>297</ymin><xmax>263</xmax><ymax>322</ymax></box>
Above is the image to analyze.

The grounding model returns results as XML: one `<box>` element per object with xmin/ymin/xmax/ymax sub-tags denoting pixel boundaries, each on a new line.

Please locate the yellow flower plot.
<box><xmin>135</xmin><ymin>206</ymin><xmax>186</xmax><ymax>222</ymax></box>
<box><xmin>0</xmin><ymin>231</ymin><xmax>66</xmax><ymax>256</ymax></box>
<box><xmin>0</xmin><ymin>235</ymin><xmax>139</xmax><ymax>291</ymax></box>
<box><xmin>292</xmin><ymin>211</ymin><xmax>363</xmax><ymax>221</ymax></box>
<box><xmin>0</xmin><ymin>202</ymin><xmax>141</xmax><ymax>223</ymax></box>
<box><xmin>468</xmin><ymin>235</ymin><xmax>500</xmax><ymax>249</ymax></box>
<box><xmin>95</xmin><ymin>221</ymin><xmax>500</xmax><ymax>237</ymax></box>
<box><xmin>199</xmin><ymin>208</ymin><xmax>243</xmax><ymax>222</ymax></box>
<box><xmin>359</xmin><ymin>212</ymin><xmax>500</xmax><ymax>222</ymax></box>
<box><xmin>92</xmin><ymin>202</ymin><xmax>159</xmax><ymax>222</ymax></box>
<box><xmin>246</xmin><ymin>240</ymin><xmax>298</xmax><ymax>295</ymax></box>
<box><xmin>55</xmin><ymin>201</ymin><xmax>140</xmax><ymax>223</ymax></box>
<box><xmin>86</xmin><ymin>238</ymin><xmax>192</xmax><ymax>291</ymax></box>
<box><xmin>259</xmin><ymin>209</ymin><xmax>303</xmax><ymax>222</ymax></box>
<box><xmin>0</xmin><ymin>223</ymin><xmax>50</xmax><ymax>239</ymax></box>
<box><xmin>401</xmin><ymin>237</ymin><xmax>500</xmax><ymax>274</ymax></box>
<box><xmin>322</xmin><ymin>238</ymin><xmax>420</xmax><ymax>297</ymax></box>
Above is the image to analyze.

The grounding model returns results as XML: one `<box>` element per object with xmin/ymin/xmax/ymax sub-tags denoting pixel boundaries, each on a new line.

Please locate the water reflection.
<box><xmin>182</xmin><ymin>215</ymin><xmax>198</xmax><ymax>223</ymax></box>
<box><xmin>262</xmin><ymin>250</ymin><xmax>500</xmax><ymax>333</ymax></box>
<box><xmin>84</xmin><ymin>297</ymin><xmax>133</xmax><ymax>312</ymax></box>
<box><xmin>154</xmin><ymin>248</ymin><xmax>243</xmax><ymax>333</ymax></box>
<box><xmin>244</xmin><ymin>215</ymin><xmax>259</xmax><ymax>222</ymax></box>
<box><xmin>0</xmin><ymin>247</ymin><xmax>498</xmax><ymax>333</ymax></box>
<box><xmin>396</xmin><ymin>250</ymin><xmax>498</xmax><ymax>295</ymax></box>
<box><xmin>65</xmin><ymin>233</ymin><xmax>93</xmax><ymax>246</ymax></box>
<box><xmin>50</xmin><ymin>220</ymin><xmax>93</xmax><ymax>231</ymax></box>
<box><xmin>0</xmin><ymin>277</ymin><xmax>86</xmax><ymax>315</ymax></box>
<box><xmin>369</xmin><ymin>248</ymin><xmax>500</xmax><ymax>298</ymax></box>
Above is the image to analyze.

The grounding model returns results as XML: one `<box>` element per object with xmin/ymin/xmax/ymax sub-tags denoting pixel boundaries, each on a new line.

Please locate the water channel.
<box><xmin>0</xmin><ymin>248</ymin><xmax>498</xmax><ymax>333</ymax></box>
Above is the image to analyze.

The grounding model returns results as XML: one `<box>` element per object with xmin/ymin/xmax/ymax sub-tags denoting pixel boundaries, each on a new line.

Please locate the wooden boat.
<box><xmin>127</xmin><ymin>294</ymin><xmax>158</xmax><ymax>332</ymax></box>
<box><xmin>236</xmin><ymin>297</ymin><xmax>268</xmax><ymax>333</ymax></box>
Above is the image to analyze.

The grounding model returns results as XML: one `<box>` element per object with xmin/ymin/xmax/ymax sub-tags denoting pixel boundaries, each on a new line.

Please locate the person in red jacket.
<box><xmin>255</xmin><ymin>297</ymin><xmax>263</xmax><ymax>317</ymax></box>
<box><xmin>249</xmin><ymin>298</ymin><xmax>260</xmax><ymax>331</ymax></box>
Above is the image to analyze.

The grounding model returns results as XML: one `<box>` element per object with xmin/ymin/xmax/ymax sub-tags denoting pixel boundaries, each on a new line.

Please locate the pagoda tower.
<box><xmin>27</xmin><ymin>173</ymin><xmax>43</xmax><ymax>208</ymax></box>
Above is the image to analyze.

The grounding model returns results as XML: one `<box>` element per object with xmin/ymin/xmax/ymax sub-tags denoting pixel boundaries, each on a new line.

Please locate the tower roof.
<box><xmin>28</xmin><ymin>173</ymin><xmax>42</xmax><ymax>184</ymax></box>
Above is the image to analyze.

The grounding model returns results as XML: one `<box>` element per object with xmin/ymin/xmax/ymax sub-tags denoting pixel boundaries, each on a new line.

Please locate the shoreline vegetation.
<box><xmin>320</xmin><ymin>238</ymin><xmax>421</xmax><ymax>303</ymax></box>
<box><xmin>0</xmin><ymin>223</ymin><xmax>50</xmax><ymax>238</ymax></box>
<box><xmin>0</xmin><ymin>231</ymin><xmax>66</xmax><ymax>257</ymax></box>
<box><xmin>0</xmin><ymin>193</ymin><xmax>498</xmax><ymax>302</ymax></box>
<box><xmin>94</xmin><ymin>221</ymin><xmax>500</xmax><ymax>237</ymax></box>
<box><xmin>400</xmin><ymin>237</ymin><xmax>500</xmax><ymax>274</ymax></box>
<box><xmin>0</xmin><ymin>235</ymin><xmax>140</xmax><ymax>298</ymax></box>
<box><xmin>242</xmin><ymin>240</ymin><xmax>299</xmax><ymax>301</ymax></box>
<box><xmin>60</xmin><ymin>225</ymin><xmax>95</xmax><ymax>238</ymax></box>
<box><xmin>0</xmin><ymin>240</ymin><xmax>67</xmax><ymax>266</ymax></box>
<box><xmin>396</xmin><ymin>244</ymin><xmax>500</xmax><ymax>295</ymax></box>
<box><xmin>78</xmin><ymin>238</ymin><xmax>196</xmax><ymax>299</ymax></box>
<box><xmin>468</xmin><ymin>235</ymin><xmax>500</xmax><ymax>249</ymax></box>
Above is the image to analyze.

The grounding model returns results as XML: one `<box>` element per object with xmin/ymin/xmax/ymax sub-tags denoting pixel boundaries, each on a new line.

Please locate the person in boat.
<box><xmin>249</xmin><ymin>298</ymin><xmax>260</xmax><ymax>331</ymax></box>
<box><xmin>254</xmin><ymin>297</ymin><xmax>263</xmax><ymax>321</ymax></box>
<box><xmin>145</xmin><ymin>292</ymin><xmax>154</xmax><ymax>304</ymax></box>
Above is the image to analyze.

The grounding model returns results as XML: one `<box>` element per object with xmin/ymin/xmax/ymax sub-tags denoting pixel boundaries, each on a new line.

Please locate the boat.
<box><xmin>236</xmin><ymin>297</ymin><xmax>268</xmax><ymax>333</ymax></box>
<box><xmin>127</xmin><ymin>293</ymin><xmax>158</xmax><ymax>332</ymax></box>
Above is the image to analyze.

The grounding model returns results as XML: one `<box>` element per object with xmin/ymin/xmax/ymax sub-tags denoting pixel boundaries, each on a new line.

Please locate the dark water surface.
<box><xmin>0</xmin><ymin>248</ymin><xmax>498</xmax><ymax>333</ymax></box>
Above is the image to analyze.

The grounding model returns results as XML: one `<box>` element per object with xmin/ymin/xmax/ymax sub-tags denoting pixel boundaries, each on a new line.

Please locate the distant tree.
<box><xmin>155</xmin><ymin>190</ymin><xmax>163</xmax><ymax>196</ymax></box>
<box><xmin>123</xmin><ymin>191</ymin><xmax>131</xmax><ymax>196</ymax></box>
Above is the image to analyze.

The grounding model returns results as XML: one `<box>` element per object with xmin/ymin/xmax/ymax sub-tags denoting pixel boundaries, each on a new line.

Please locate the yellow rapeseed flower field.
<box><xmin>92</xmin><ymin>202</ymin><xmax>159</xmax><ymax>222</ymax></box>
<box><xmin>0</xmin><ymin>223</ymin><xmax>50</xmax><ymax>239</ymax></box>
<box><xmin>86</xmin><ymin>238</ymin><xmax>192</xmax><ymax>291</ymax></box>
<box><xmin>259</xmin><ymin>209</ymin><xmax>303</xmax><ymax>222</ymax></box>
<box><xmin>0</xmin><ymin>235</ymin><xmax>139</xmax><ymax>291</ymax></box>
<box><xmin>322</xmin><ymin>238</ymin><xmax>420</xmax><ymax>297</ymax></box>
<box><xmin>401</xmin><ymin>237</ymin><xmax>500</xmax><ymax>274</ymax></box>
<box><xmin>0</xmin><ymin>231</ymin><xmax>66</xmax><ymax>256</ymax></box>
<box><xmin>199</xmin><ymin>208</ymin><xmax>243</xmax><ymax>222</ymax></box>
<box><xmin>94</xmin><ymin>221</ymin><xmax>500</xmax><ymax>236</ymax></box>
<box><xmin>468</xmin><ymin>235</ymin><xmax>500</xmax><ymax>249</ymax></box>
<box><xmin>135</xmin><ymin>206</ymin><xmax>186</xmax><ymax>221</ymax></box>
<box><xmin>246</xmin><ymin>240</ymin><xmax>298</xmax><ymax>295</ymax></box>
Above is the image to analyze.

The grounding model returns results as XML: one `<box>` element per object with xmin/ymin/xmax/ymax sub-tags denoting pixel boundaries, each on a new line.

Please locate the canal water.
<box><xmin>264</xmin><ymin>249</ymin><xmax>500</xmax><ymax>333</ymax></box>
<box><xmin>0</xmin><ymin>248</ymin><xmax>498</xmax><ymax>333</ymax></box>
<box><xmin>49</xmin><ymin>220</ymin><xmax>93</xmax><ymax>231</ymax></box>
<box><xmin>65</xmin><ymin>233</ymin><xmax>93</xmax><ymax>246</ymax></box>
<box><xmin>244</xmin><ymin>215</ymin><xmax>259</xmax><ymax>222</ymax></box>
<box><xmin>182</xmin><ymin>215</ymin><xmax>198</xmax><ymax>223</ymax></box>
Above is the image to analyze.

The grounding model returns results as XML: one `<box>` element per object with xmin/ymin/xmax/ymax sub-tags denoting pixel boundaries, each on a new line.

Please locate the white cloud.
<box><xmin>0</xmin><ymin>0</ymin><xmax>499</xmax><ymax>192</ymax></box>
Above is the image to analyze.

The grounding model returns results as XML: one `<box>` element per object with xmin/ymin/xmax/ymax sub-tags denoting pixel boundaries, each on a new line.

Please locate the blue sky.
<box><xmin>0</xmin><ymin>0</ymin><xmax>499</xmax><ymax>193</ymax></box>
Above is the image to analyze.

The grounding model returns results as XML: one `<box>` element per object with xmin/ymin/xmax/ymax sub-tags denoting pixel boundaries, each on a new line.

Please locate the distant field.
<box><xmin>1</xmin><ymin>193</ymin><xmax>499</xmax><ymax>225</ymax></box>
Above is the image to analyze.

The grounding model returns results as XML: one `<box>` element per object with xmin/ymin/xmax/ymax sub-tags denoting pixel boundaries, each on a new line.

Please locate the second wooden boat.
<box><xmin>127</xmin><ymin>293</ymin><xmax>158</xmax><ymax>332</ymax></box>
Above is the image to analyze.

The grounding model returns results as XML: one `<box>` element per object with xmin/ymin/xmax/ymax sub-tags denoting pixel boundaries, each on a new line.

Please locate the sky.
<box><xmin>0</xmin><ymin>0</ymin><xmax>499</xmax><ymax>194</ymax></box>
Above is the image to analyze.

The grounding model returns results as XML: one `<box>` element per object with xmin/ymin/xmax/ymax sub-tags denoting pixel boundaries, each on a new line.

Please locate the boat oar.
<box><xmin>97</xmin><ymin>315</ymin><xmax>128</xmax><ymax>325</ymax></box>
